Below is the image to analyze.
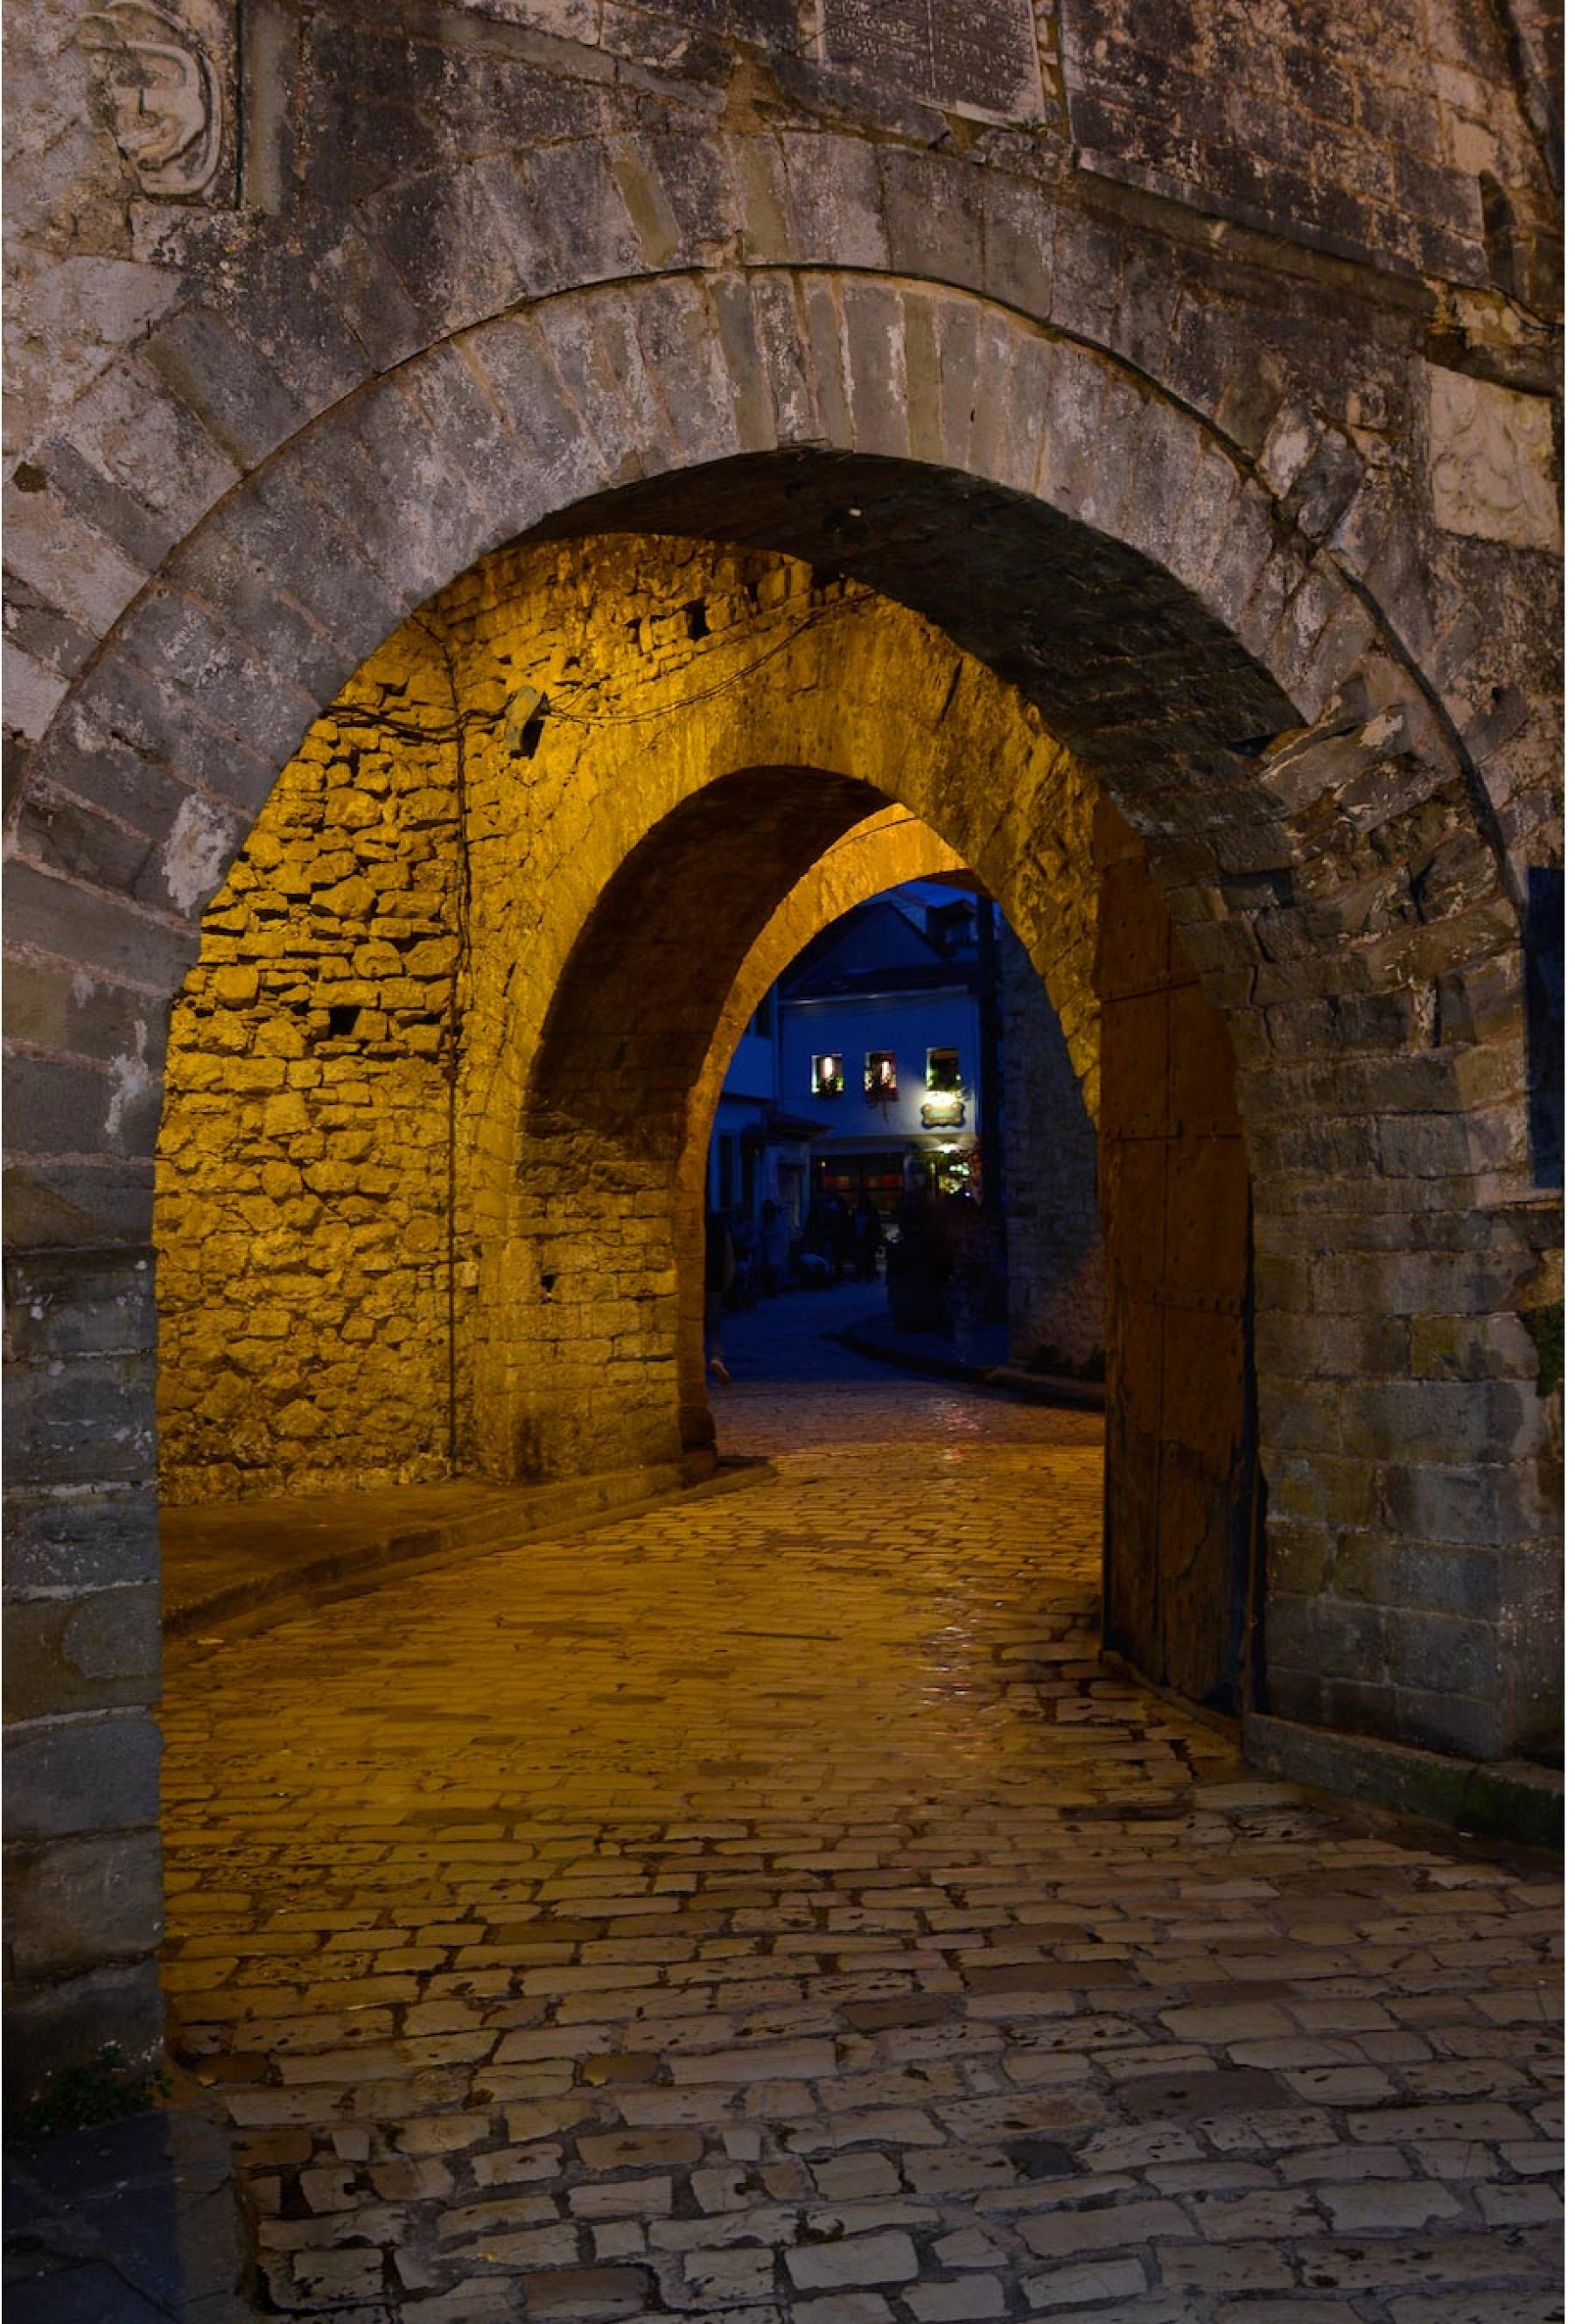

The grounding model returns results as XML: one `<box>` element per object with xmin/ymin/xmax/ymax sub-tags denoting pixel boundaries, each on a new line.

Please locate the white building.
<box><xmin>710</xmin><ymin>885</ymin><xmax>996</xmax><ymax>1228</ymax></box>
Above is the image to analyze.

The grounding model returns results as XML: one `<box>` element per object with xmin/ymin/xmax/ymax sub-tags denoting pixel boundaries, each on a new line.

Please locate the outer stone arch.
<box><xmin>21</xmin><ymin>264</ymin><xmax>1442</xmax><ymax>878</ymax></box>
<box><xmin>4</xmin><ymin>265</ymin><xmax>1554</xmax><ymax>2107</ymax></box>
<box><xmin>13</xmin><ymin>273</ymin><xmax>1544</xmax><ymax>1736</ymax></box>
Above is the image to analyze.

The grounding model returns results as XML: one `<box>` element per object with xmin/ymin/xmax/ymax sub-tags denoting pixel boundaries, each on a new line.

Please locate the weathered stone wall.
<box><xmin>998</xmin><ymin>922</ymin><xmax>1103</xmax><ymax>1376</ymax></box>
<box><xmin>156</xmin><ymin>634</ymin><xmax>462</xmax><ymax>1501</ymax></box>
<box><xmin>4</xmin><ymin>0</ymin><xmax>1560</xmax><ymax>886</ymax></box>
<box><xmin>1060</xmin><ymin>0</ymin><xmax>1558</xmax><ymax>296</ymax></box>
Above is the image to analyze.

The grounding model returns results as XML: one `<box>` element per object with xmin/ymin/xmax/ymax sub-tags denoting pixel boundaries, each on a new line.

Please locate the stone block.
<box><xmin>3</xmin><ymin>1958</ymin><xmax>164</xmax><ymax>2115</ymax></box>
<box><xmin>1374</xmin><ymin>1457</ymin><xmax>1546</xmax><ymax>1549</ymax></box>
<box><xmin>1339</xmin><ymin>1678</ymin><xmax>1503</xmax><ymax>1765</ymax></box>
<box><xmin>4</xmin><ymin>471</ymin><xmax>150</xmax><ymax>640</ymax></box>
<box><xmin>1426</xmin><ymin>365</ymin><xmax>1561</xmax><ymax>551</ymax></box>
<box><xmin>879</xmin><ymin>149</ymin><xmax>987</xmax><ymax>292</ymax></box>
<box><xmin>19</xmin><ymin>713</ymin><xmax>193</xmax><ymax>859</ymax></box>
<box><xmin>631</xmin><ymin>278</ymin><xmax>739</xmax><ymax>469</ymax></box>
<box><xmin>520</xmin><ymin>138</ymin><xmax>653</xmax><ymax>297</ymax></box>
<box><xmin>1255</xmin><ymin>1310</ymin><xmax>1407</xmax><ymax>1381</ymax></box>
<box><xmin>2</xmin><ymin>1485</ymin><xmax>159</xmax><ymax>1594</ymax></box>
<box><xmin>1340</xmin><ymin>1377</ymin><xmax>1540</xmax><ymax>1464</ymax></box>
<box><xmin>116</xmin><ymin>588</ymin><xmax>321</xmax><ymax>783</ymax></box>
<box><xmin>3</xmin><ymin>638</ymin><xmax>72</xmax><ymax>739</ymax></box>
<box><xmin>318</xmin><ymin>222</ymin><xmax>430</xmax><ymax>374</ymax></box>
<box><xmin>3</xmin><ymin>1586</ymin><xmax>161</xmax><ymax>1720</ymax></box>
<box><xmin>290</xmin><ymin>391</ymin><xmax>486</xmax><ymax>620</ymax></box>
<box><xmin>26</xmin><ymin>438</ymin><xmax>178</xmax><ymax>578</ymax></box>
<box><xmin>3</xmin><ymin>1159</ymin><xmax>156</xmax><ymax>1255</ymax></box>
<box><xmin>779</xmin><ymin>133</ymin><xmax>889</xmax><ymax>270</ymax></box>
<box><xmin>3</xmin><ymin>1052</ymin><xmax>142</xmax><ymax>1163</ymax></box>
<box><xmin>1333</xmin><ymin>1531</ymin><xmax>1501</xmax><ymax>1619</ymax></box>
<box><xmin>3</xmin><ymin>1353</ymin><xmax>155</xmax><ymax>1491</ymax></box>
<box><xmin>222</xmin><ymin>241</ymin><xmax>371</xmax><ymax>416</ymax></box>
<box><xmin>702</xmin><ymin>273</ymin><xmax>774</xmax><ymax>456</ymax></box>
<box><xmin>1264</xmin><ymin>1520</ymin><xmax>1333</xmax><ymax>1597</ymax></box>
<box><xmin>526</xmin><ymin>297</ymin><xmax>666</xmax><ymax>491</ymax></box>
<box><xmin>739</xmin><ymin>270</ymin><xmax>819</xmax><ymax>445</ymax></box>
<box><xmin>4</xmin><ymin>958</ymin><xmax>164</xmax><ymax>1081</ymax></box>
<box><xmin>991</xmin><ymin>327</ymin><xmax>1063</xmax><ymax>501</ymax></box>
<box><xmin>842</xmin><ymin>283</ymin><xmax>914</xmax><ymax>465</ymax></box>
<box><xmin>139</xmin><ymin>303</ymin><xmax>309</xmax><ymax>471</ymax></box>
<box><xmin>1264</xmin><ymin>1589</ymin><xmax>1383</xmax><ymax>1684</ymax></box>
<box><xmin>982</xmin><ymin>172</ymin><xmax>1056</xmax><ymax>318</ymax></box>
<box><xmin>520</xmin><ymin>2266</ymin><xmax>651</xmax><ymax>2316</ymax></box>
<box><xmin>5</xmin><ymin>1829</ymin><xmax>164</xmax><ymax>1978</ymax></box>
<box><xmin>55</xmin><ymin>357</ymin><xmax>242</xmax><ymax>549</ymax></box>
<box><xmin>3</xmin><ymin>1709</ymin><xmax>162</xmax><ymax>1842</ymax></box>
<box><xmin>799</xmin><ymin>276</ymin><xmax>855</xmax><ymax>450</ymax></box>
<box><xmin>172</xmin><ymin>459</ymin><xmax>410</xmax><ymax>688</ymax></box>
<box><xmin>727</xmin><ymin>135</ymin><xmax>795</xmax><ymax>263</ymax></box>
<box><xmin>787</xmin><ymin>2232</ymin><xmax>920</xmax><ymax>2289</ymax></box>
<box><xmin>1380</xmin><ymin>1606</ymin><xmax>1498</xmax><ymax>1702</ymax></box>
<box><xmin>359</xmin><ymin>162</ymin><xmax>531</xmax><ymax>339</ymax></box>
<box><xmin>4</xmin><ymin>858</ymin><xmax>200</xmax><ymax>998</ymax></box>
<box><xmin>618</xmin><ymin>134</ymin><xmax>740</xmax><ymax>271</ymax></box>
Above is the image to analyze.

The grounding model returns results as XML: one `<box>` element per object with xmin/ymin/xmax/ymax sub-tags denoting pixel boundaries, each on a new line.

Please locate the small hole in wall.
<box><xmin>326</xmin><ymin>1004</ymin><xmax>360</xmax><ymax>1038</ymax></box>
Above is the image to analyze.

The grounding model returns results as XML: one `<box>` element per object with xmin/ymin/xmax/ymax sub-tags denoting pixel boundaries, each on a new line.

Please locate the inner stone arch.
<box><xmin>506</xmin><ymin>762</ymin><xmax>886</xmax><ymax>1482</ymax></box>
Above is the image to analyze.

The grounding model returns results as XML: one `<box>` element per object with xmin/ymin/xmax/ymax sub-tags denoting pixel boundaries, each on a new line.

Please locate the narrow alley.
<box><xmin>159</xmin><ymin>1334</ymin><xmax>1560</xmax><ymax>2324</ymax></box>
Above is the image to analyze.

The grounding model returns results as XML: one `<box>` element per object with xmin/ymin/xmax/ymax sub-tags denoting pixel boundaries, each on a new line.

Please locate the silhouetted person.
<box><xmin>759</xmin><ymin>1199</ymin><xmax>788</xmax><ymax>1294</ymax></box>
<box><xmin>852</xmin><ymin>1193</ymin><xmax>883</xmax><ymax>1280</ymax></box>
<box><xmin>816</xmin><ymin>1193</ymin><xmax>849</xmax><ymax>1283</ymax></box>
<box><xmin>942</xmin><ymin>1192</ymin><xmax>989</xmax><ymax>1359</ymax></box>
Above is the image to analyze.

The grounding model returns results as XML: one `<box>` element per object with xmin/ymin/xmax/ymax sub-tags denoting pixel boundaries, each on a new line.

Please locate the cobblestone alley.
<box><xmin>161</xmin><ymin>1352</ymin><xmax>1561</xmax><ymax>2323</ymax></box>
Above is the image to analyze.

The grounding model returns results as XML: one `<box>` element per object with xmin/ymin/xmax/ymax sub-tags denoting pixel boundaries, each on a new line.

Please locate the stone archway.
<box><xmin>5</xmin><ymin>276</ymin><xmax>1553</xmax><ymax>2098</ymax></box>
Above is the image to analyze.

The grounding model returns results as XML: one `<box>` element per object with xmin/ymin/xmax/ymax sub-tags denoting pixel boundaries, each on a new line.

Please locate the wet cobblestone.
<box><xmin>161</xmin><ymin>1375</ymin><xmax>1561</xmax><ymax>2320</ymax></box>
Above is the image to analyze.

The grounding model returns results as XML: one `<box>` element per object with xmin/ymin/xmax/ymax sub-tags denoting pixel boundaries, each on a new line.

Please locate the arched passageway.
<box><xmin>152</xmin><ymin>527</ymin><xmax>1259</xmax><ymax>1712</ymax></box>
<box><xmin>8</xmin><ymin>318</ymin><xmax>1557</xmax><ymax>2096</ymax></box>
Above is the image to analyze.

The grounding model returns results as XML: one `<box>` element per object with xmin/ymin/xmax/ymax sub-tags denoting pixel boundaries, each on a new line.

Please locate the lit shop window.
<box><xmin>864</xmin><ymin>1051</ymin><xmax>899</xmax><ymax>1102</ymax></box>
<box><xmin>812</xmin><ymin>1053</ymin><xmax>844</xmax><ymax>1097</ymax></box>
<box><xmin>927</xmin><ymin>1046</ymin><xmax>961</xmax><ymax>1090</ymax></box>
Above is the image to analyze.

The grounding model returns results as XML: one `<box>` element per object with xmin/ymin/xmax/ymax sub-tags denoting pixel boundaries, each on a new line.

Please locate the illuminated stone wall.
<box><xmin>156</xmin><ymin>633</ymin><xmax>463</xmax><ymax>1501</ymax></box>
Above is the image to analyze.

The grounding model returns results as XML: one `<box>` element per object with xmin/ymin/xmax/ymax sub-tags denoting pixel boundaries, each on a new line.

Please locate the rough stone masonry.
<box><xmin>3</xmin><ymin>0</ymin><xmax>1561</xmax><ymax>2106</ymax></box>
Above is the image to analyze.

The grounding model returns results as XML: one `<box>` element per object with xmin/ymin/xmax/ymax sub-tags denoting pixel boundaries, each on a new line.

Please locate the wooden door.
<box><xmin>1096</xmin><ymin>802</ymin><xmax>1262</xmax><ymax>1714</ymax></box>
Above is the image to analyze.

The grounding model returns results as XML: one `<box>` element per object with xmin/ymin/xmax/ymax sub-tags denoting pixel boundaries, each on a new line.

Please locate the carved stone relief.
<box><xmin>1426</xmin><ymin>363</ymin><xmax>1562</xmax><ymax>552</ymax></box>
<box><xmin>81</xmin><ymin>0</ymin><xmax>227</xmax><ymax>198</ymax></box>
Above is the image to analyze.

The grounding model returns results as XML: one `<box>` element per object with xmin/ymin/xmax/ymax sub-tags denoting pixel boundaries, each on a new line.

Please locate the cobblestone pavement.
<box><xmin>161</xmin><ymin>1366</ymin><xmax>1562</xmax><ymax>2323</ymax></box>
